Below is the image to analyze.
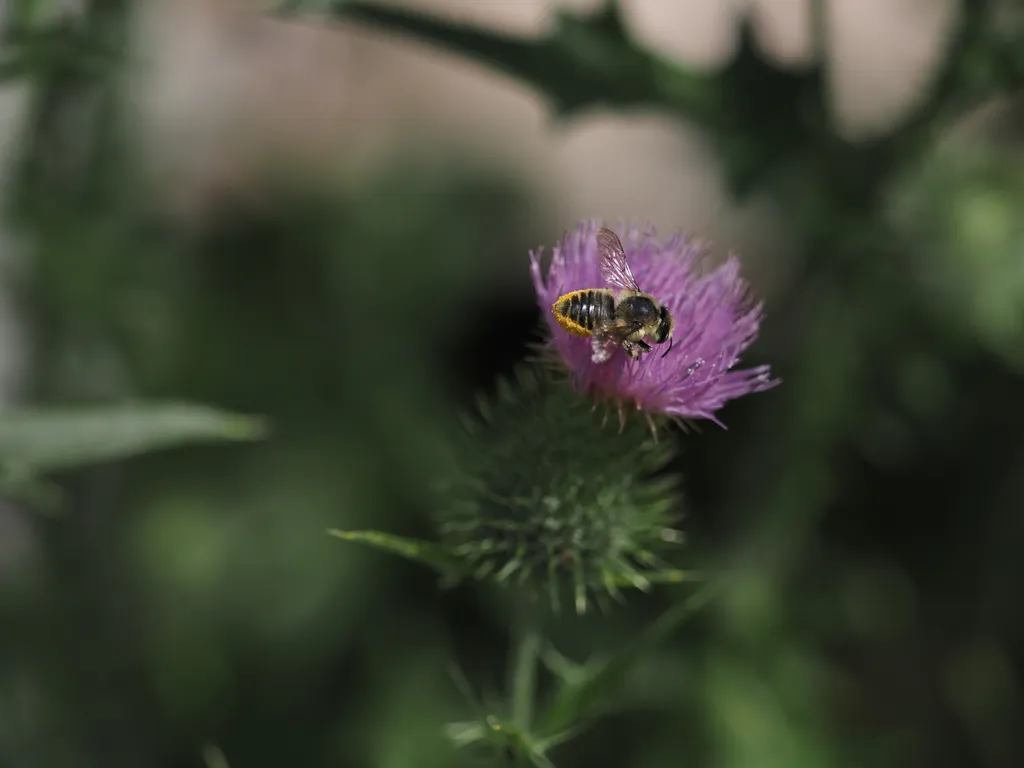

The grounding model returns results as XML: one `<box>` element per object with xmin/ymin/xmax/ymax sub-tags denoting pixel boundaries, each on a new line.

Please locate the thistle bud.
<box><xmin>437</xmin><ymin>366</ymin><xmax>685</xmax><ymax>614</ymax></box>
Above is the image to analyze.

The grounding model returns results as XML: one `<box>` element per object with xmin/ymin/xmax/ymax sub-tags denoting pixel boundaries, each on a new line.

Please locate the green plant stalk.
<box><xmin>511</xmin><ymin>607</ymin><xmax>542</xmax><ymax>733</ymax></box>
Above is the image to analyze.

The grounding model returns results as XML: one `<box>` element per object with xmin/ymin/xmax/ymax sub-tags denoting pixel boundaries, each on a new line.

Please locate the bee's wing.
<box><xmin>590</xmin><ymin>318</ymin><xmax>635</xmax><ymax>364</ymax></box>
<box><xmin>597</xmin><ymin>227</ymin><xmax>640</xmax><ymax>293</ymax></box>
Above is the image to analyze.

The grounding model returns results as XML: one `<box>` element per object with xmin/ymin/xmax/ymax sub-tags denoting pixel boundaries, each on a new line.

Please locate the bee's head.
<box><xmin>656</xmin><ymin>305</ymin><xmax>674</xmax><ymax>358</ymax></box>
<box><xmin>654</xmin><ymin>305</ymin><xmax>673</xmax><ymax>344</ymax></box>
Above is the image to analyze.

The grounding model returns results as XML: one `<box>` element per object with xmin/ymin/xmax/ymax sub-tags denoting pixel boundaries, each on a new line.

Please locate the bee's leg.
<box><xmin>624</xmin><ymin>340</ymin><xmax>650</xmax><ymax>359</ymax></box>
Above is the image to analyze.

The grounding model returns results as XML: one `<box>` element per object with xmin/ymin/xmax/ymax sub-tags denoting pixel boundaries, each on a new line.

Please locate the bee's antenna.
<box><xmin>661</xmin><ymin>337</ymin><xmax>673</xmax><ymax>359</ymax></box>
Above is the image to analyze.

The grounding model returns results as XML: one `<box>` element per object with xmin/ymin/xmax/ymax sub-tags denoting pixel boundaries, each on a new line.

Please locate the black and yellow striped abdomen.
<box><xmin>551</xmin><ymin>288</ymin><xmax>616</xmax><ymax>337</ymax></box>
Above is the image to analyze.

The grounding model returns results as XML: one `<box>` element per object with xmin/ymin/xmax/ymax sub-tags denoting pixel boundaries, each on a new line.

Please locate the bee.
<box><xmin>552</xmin><ymin>227</ymin><xmax>675</xmax><ymax>364</ymax></box>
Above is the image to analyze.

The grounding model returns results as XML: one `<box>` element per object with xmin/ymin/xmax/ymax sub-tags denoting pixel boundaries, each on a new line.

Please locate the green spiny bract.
<box><xmin>437</xmin><ymin>366</ymin><xmax>684</xmax><ymax>614</ymax></box>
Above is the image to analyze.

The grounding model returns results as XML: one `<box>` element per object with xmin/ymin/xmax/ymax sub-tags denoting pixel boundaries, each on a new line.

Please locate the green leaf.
<box><xmin>201</xmin><ymin>745</ymin><xmax>231</xmax><ymax>768</ymax></box>
<box><xmin>711</xmin><ymin>15</ymin><xmax>826</xmax><ymax>197</ymax></box>
<box><xmin>606</xmin><ymin>568</ymin><xmax>705</xmax><ymax>589</ymax></box>
<box><xmin>301</xmin><ymin>0</ymin><xmax>720</xmax><ymax>126</ymax></box>
<box><xmin>443</xmin><ymin>720</ymin><xmax>488</xmax><ymax>750</ymax></box>
<box><xmin>7</xmin><ymin>0</ymin><xmax>54</xmax><ymax>28</ymax></box>
<box><xmin>537</xmin><ymin>578</ymin><xmax>725</xmax><ymax>739</ymax></box>
<box><xmin>0</xmin><ymin>467</ymin><xmax>63</xmax><ymax>514</ymax></box>
<box><xmin>327</xmin><ymin>529</ymin><xmax>466</xmax><ymax>578</ymax></box>
<box><xmin>445</xmin><ymin>715</ymin><xmax>558</xmax><ymax>768</ymax></box>
<box><xmin>288</xmin><ymin>0</ymin><xmax>1024</xmax><ymax>202</ymax></box>
<box><xmin>0</xmin><ymin>402</ymin><xmax>266</xmax><ymax>476</ymax></box>
<box><xmin>297</xmin><ymin>1</ymin><xmax>834</xmax><ymax>198</ymax></box>
<box><xmin>0</xmin><ymin>55</ymin><xmax>31</xmax><ymax>81</ymax></box>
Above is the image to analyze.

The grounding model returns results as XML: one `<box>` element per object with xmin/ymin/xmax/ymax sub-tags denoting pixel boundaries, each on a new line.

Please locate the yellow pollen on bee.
<box><xmin>551</xmin><ymin>292</ymin><xmax>594</xmax><ymax>337</ymax></box>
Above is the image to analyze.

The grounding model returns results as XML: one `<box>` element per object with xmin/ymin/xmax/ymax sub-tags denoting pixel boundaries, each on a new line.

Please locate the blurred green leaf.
<box><xmin>446</xmin><ymin>714</ymin><xmax>557</xmax><ymax>768</ymax></box>
<box><xmin>0</xmin><ymin>17</ymin><xmax>124</xmax><ymax>83</ymax></box>
<box><xmin>0</xmin><ymin>55</ymin><xmax>30</xmax><ymax>81</ymax></box>
<box><xmin>300</xmin><ymin>1</ymin><xmax>838</xmax><ymax>198</ymax></box>
<box><xmin>608</xmin><ymin>568</ymin><xmax>705</xmax><ymax>588</ymax></box>
<box><xmin>201</xmin><ymin>744</ymin><xmax>231</xmax><ymax>768</ymax></box>
<box><xmin>888</xmin><ymin>141</ymin><xmax>1024</xmax><ymax>370</ymax></box>
<box><xmin>444</xmin><ymin>720</ymin><xmax>489</xmax><ymax>749</ymax></box>
<box><xmin>537</xmin><ymin>579</ymin><xmax>722</xmax><ymax>739</ymax></box>
<box><xmin>327</xmin><ymin>529</ymin><xmax>465</xmax><ymax>578</ymax></box>
<box><xmin>712</xmin><ymin>16</ymin><xmax>826</xmax><ymax>196</ymax></box>
<box><xmin>292</xmin><ymin>0</ymin><xmax>1024</xmax><ymax>202</ymax></box>
<box><xmin>0</xmin><ymin>467</ymin><xmax>63</xmax><ymax>512</ymax></box>
<box><xmin>308</xmin><ymin>0</ymin><xmax>720</xmax><ymax>125</ymax></box>
<box><xmin>353</xmin><ymin>640</ymin><xmax>465</xmax><ymax>768</ymax></box>
<box><xmin>7</xmin><ymin>0</ymin><xmax>54</xmax><ymax>28</ymax></box>
<box><xmin>0</xmin><ymin>402</ymin><xmax>266</xmax><ymax>476</ymax></box>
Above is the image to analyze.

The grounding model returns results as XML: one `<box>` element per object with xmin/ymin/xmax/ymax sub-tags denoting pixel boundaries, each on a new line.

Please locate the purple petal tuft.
<box><xmin>530</xmin><ymin>220</ymin><xmax>779</xmax><ymax>425</ymax></box>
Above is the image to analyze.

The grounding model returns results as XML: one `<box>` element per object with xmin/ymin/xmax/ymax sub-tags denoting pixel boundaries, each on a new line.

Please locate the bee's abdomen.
<box><xmin>554</xmin><ymin>289</ymin><xmax>614</xmax><ymax>336</ymax></box>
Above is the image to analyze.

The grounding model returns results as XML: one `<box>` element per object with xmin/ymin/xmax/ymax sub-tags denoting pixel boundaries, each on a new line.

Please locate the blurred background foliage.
<box><xmin>0</xmin><ymin>1</ymin><xmax>1023</xmax><ymax>767</ymax></box>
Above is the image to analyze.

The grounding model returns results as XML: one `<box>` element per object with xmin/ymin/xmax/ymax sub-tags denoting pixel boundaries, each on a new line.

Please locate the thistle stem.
<box><xmin>510</xmin><ymin>608</ymin><xmax>541</xmax><ymax>732</ymax></box>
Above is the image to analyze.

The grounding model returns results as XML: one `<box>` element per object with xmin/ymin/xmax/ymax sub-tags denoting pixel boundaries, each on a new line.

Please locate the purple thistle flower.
<box><xmin>529</xmin><ymin>220</ymin><xmax>778</xmax><ymax>428</ymax></box>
